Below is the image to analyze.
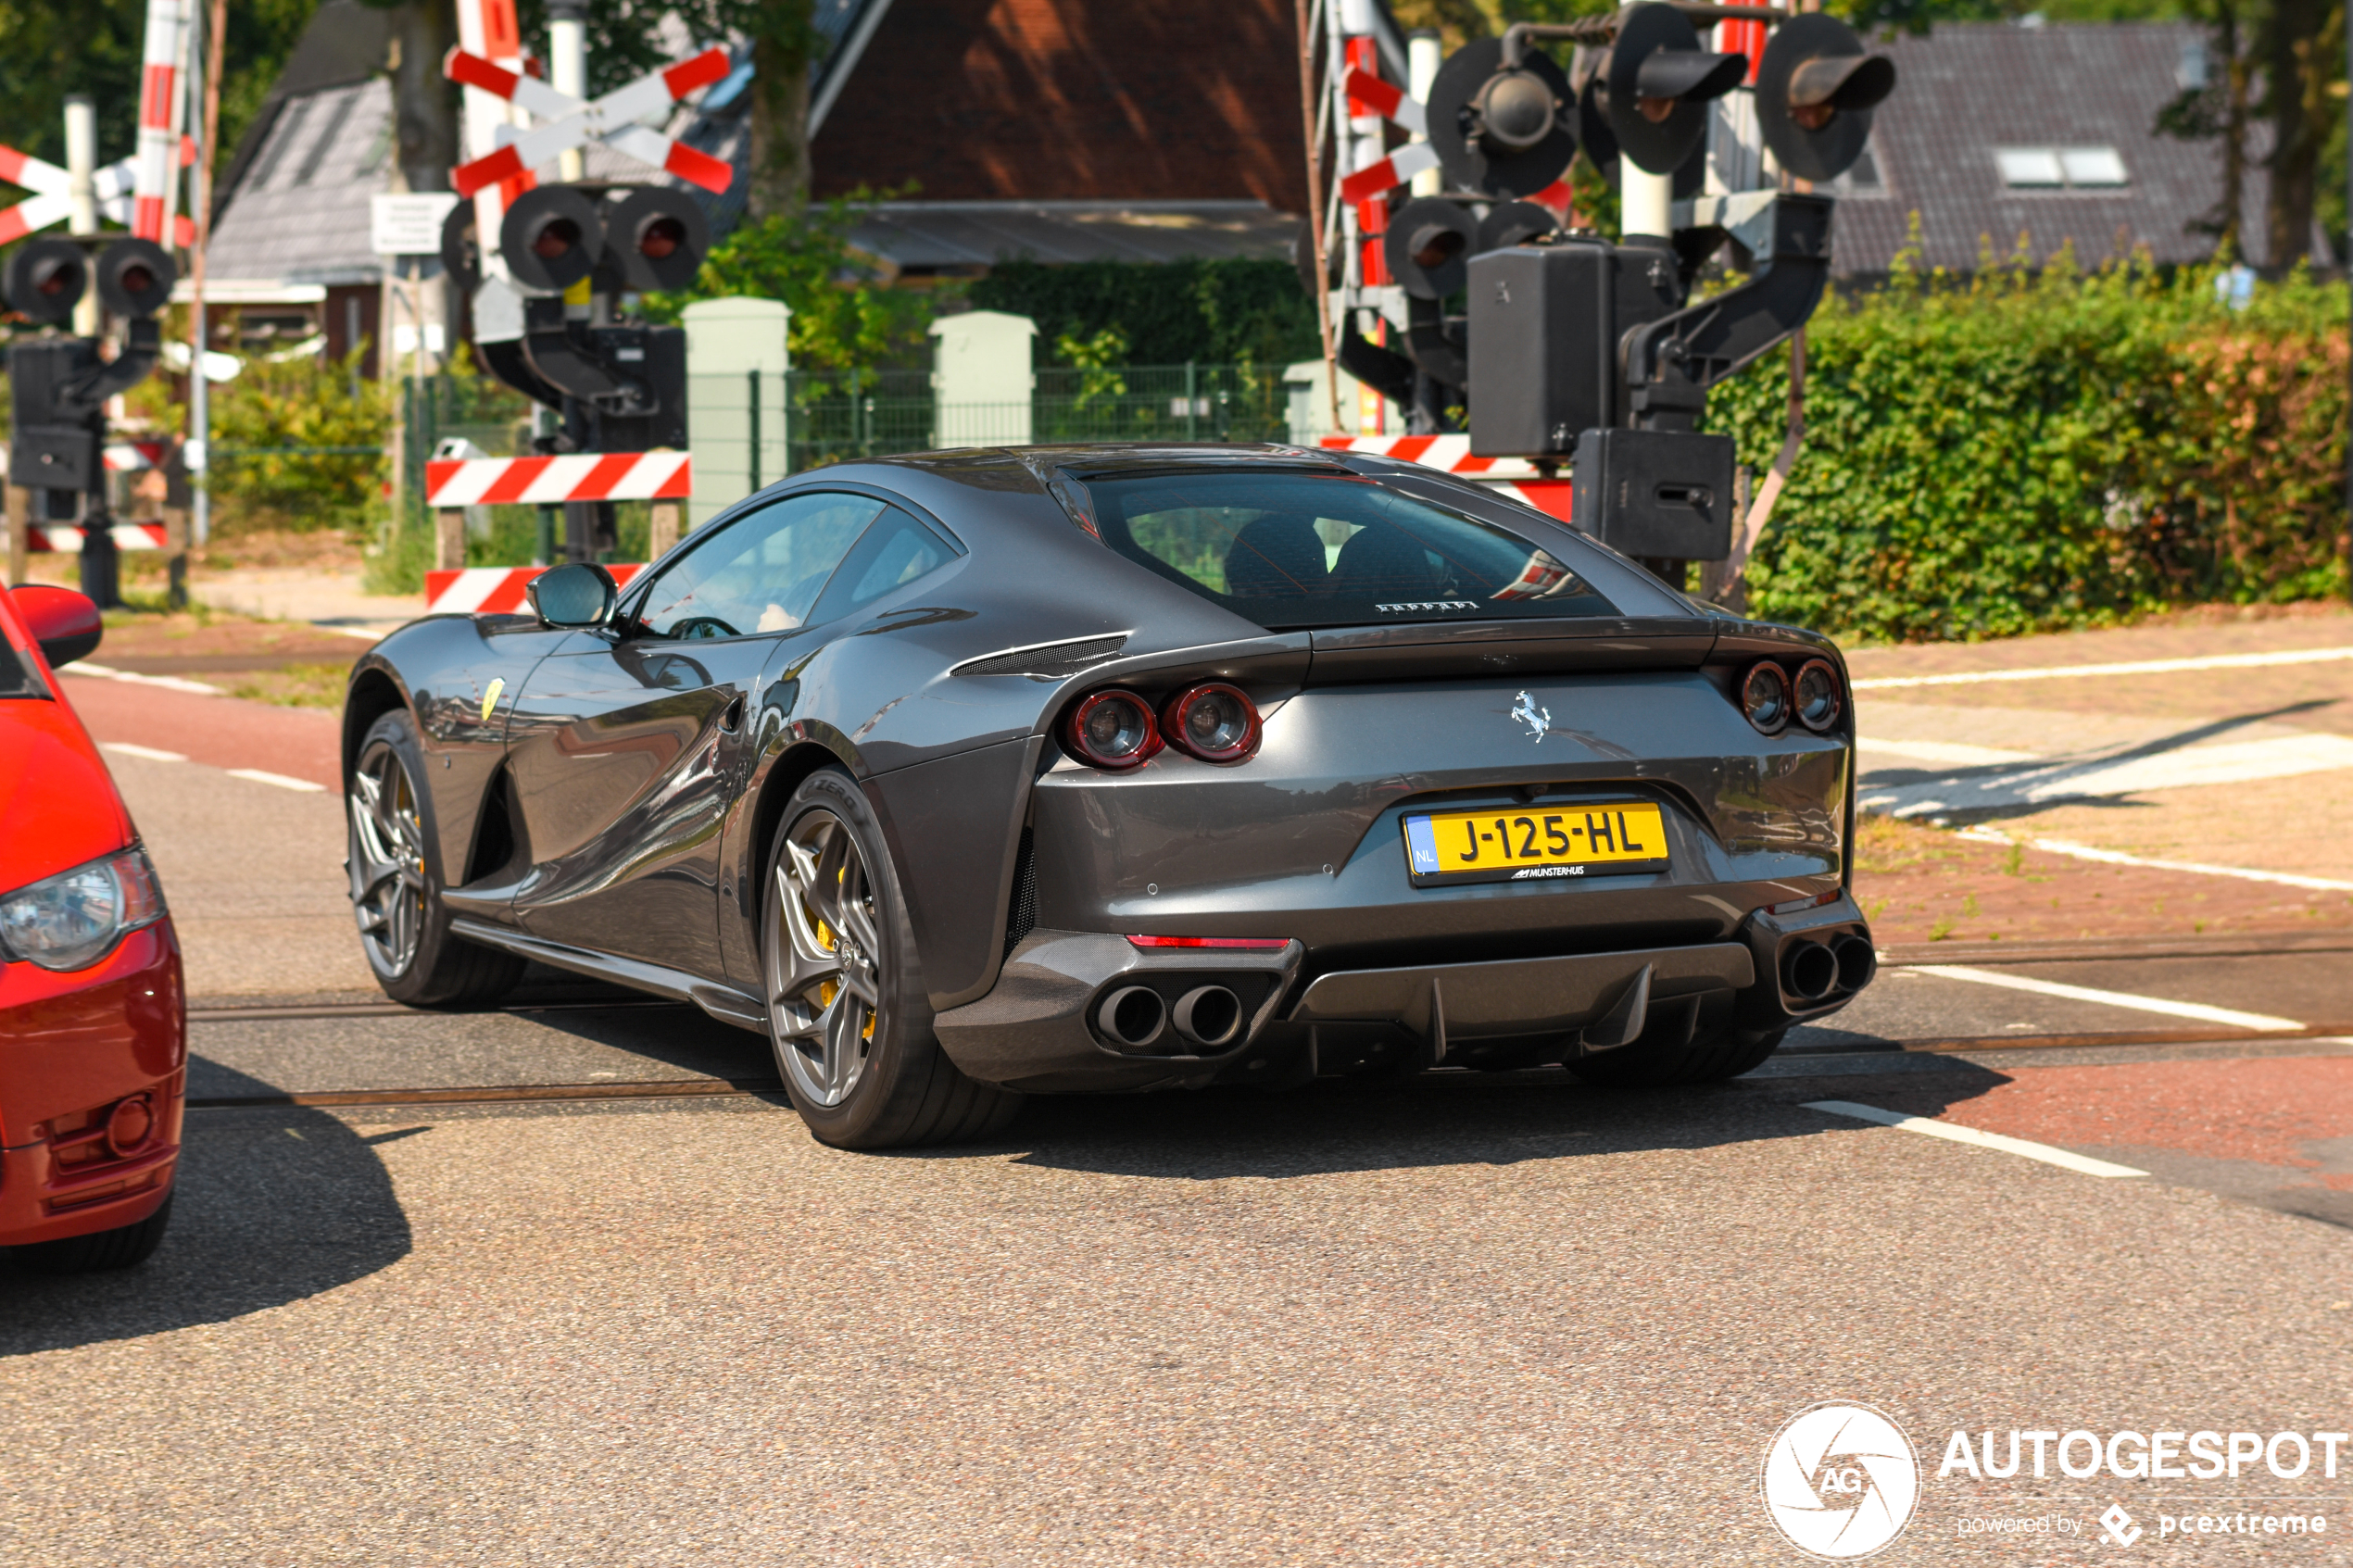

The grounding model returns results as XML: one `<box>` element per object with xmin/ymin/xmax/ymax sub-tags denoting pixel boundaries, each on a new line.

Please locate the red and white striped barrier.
<box><xmin>423</xmin><ymin>451</ymin><xmax>693</xmax><ymax>508</ymax></box>
<box><xmin>26</xmin><ymin>523</ymin><xmax>172</xmax><ymax>553</ymax></box>
<box><xmin>105</xmin><ymin>440</ymin><xmax>170</xmax><ymax>471</ymax></box>
<box><xmin>1317</xmin><ymin>433</ymin><xmax>1545</xmax><ymax>476</ymax></box>
<box><xmin>426</xmin><ymin>563</ymin><xmax>642</xmax><ymax>614</ymax></box>
<box><xmin>447</xmin><ymin>47</ymin><xmax>733</xmax><ymax>196</ymax></box>
<box><xmin>1318</xmin><ymin>435</ymin><xmax>1577</xmax><ymax>522</ymax></box>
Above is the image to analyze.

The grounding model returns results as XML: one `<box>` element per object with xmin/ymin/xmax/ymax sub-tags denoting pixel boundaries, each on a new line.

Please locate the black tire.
<box><xmin>9</xmin><ymin>1196</ymin><xmax>172</xmax><ymax>1273</ymax></box>
<box><xmin>347</xmin><ymin>709</ymin><xmax>525</xmax><ymax>1008</ymax></box>
<box><xmin>761</xmin><ymin>768</ymin><xmax>1023</xmax><ymax>1150</ymax></box>
<box><xmin>1565</xmin><ymin>1025</ymin><xmax>1787</xmax><ymax>1087</ymax></box>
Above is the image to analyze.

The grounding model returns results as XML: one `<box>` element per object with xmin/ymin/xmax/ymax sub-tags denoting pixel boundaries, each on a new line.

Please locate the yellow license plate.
<box><xmin>1403</xmin><ymin>802</ymin><xmax>1669</xmax><ymax>885</ymax></box>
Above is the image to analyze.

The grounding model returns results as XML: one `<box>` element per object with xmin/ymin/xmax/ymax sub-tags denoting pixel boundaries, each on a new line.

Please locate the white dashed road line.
<box><xmin>1857</xmin><ymin>736</ymin><xmax>2039</xmax><ymax>766</ymax></box>
<box><xmin>1804</xmin><ymin>1100</ymin><xmax>2150</xmax><ymax>1179</ymax></box>
<box><xmin>1912</xmin><ymin>963</ymin><xmax>2305</xmax><ymax>1033</ymax></box>
<box><xmin>1953</xmin><ymin>825</ymin><xmax>2353</xmax><ymax>894</ymax></box>
<box><xmin>101</xmin><ymin>741</ymin><xmax>189</xmax><ymax>762</ymax></box>
<box><xmin>69</xmin><ymin>661</ymin><xmax>223</xmax><ymax>695</ymax></box>
<box><xmin>226</xmin><ymin>768</ymin><xmax>327</xmax><ymax>794</ymax></box>
<box><xmin>1851</xmin><ymin>646</ymin><xmax>2353</xmax><ymax>691</ymax></box>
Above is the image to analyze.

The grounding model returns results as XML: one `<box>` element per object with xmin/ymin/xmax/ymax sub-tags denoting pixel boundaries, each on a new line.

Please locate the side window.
<box><xmin>805</xmin><ymin>506</ymin><xmax>957</xmax><ymax>625</ymax></box>
<box><xmin>635</xmin><ymin>492</ymin><xmax>886</xmax><ymax>640</ymax></box>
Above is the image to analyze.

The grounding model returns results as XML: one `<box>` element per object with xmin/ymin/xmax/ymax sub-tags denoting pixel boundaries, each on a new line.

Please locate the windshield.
<box><xmin>1080</xmin><ymin>470</ymin><xmax>1616</xmax><ymax>631</ymax></box>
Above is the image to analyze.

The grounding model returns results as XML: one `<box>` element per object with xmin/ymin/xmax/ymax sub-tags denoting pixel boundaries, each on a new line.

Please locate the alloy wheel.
<box><xmin>348</xmin><ymin>742</ymin><xmax>428</xmax><ymax>977</ymax></box>
<box><xmin>767</xmin><ymin>809</ymin><xmax>886</xmax><ymax>1107</ymax></box>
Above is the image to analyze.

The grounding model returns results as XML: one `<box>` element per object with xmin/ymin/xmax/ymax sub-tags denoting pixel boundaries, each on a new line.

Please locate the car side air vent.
<box><xmin>953</xmin><ymin>634</ymin><xmax>1129</xmax><ymax>680</ymax></box>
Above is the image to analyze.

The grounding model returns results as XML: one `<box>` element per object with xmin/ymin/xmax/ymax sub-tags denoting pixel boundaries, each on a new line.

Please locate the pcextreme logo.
<box><xmin>1761</xmin><ymin>1402</ymin><xmax>1922</xmax><ymax>1560</ymax></box>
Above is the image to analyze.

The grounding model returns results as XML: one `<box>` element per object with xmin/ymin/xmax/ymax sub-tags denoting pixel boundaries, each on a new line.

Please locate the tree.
<box><xmin>368</xmin><ymin>1</ymin><xmax>459</xmax><ymax>194</ymax></box>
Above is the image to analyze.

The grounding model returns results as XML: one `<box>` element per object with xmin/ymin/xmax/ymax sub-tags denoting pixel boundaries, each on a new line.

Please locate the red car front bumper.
<box><xmin>0</xmin><ymin>922</ymin><xmax>186</xmax><ymax>1247</ymax></box>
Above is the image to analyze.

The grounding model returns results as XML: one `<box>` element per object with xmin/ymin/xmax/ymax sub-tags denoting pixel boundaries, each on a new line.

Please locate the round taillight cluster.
<box><xmin>1161</xmin><ymin>684</ymin><xmax>1260</xmax><ymax>763</ymax></box>
<box><xmin>1063</xmin><ymin>684</ymin><xmax>1263</xmax><ymax>770</ymax></box>
<box><xmin>1066</xmin><ymin>690</ymin><xmax>1163</xmax><ymax>769</ymax></box>
<box><xmin>1740</xmin><ymin>658</ymin><xmax>1843</xmax><ymax>736</ymax></box>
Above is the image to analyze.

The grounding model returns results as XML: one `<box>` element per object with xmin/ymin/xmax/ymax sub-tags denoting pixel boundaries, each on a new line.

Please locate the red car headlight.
<box><xmin>0</xmin><ymin>846</ymin><xmax>167</xmax><ymax>972</ymax></box>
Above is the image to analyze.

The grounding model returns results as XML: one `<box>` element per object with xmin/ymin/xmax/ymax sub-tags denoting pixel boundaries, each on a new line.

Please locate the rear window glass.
<box><xmin>1080</xmin><ymin>470</ymin><xmax>1615</xmax><ymax>631</ymax></box>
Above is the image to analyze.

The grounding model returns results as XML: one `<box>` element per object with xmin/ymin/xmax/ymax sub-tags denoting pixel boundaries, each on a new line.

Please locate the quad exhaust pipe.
<box><xmin>1780</xmin><ymin>935</ymin><xmax>1879</xmax><ymax>1003</ymax></box>
<box><xmin>1096</xmin><ymin>983</ymin><xmax>1246</xmax><ymax>1052</ymax></box>
<box><xmin>1172</xmin><ymin>985</ymin><xmax>1242</xmax><ymax>1048</ymax></box>
<box><xmin>1096</xmin><ymin>985</ymin><xmax>1167</xmax><ymax>1049</ymax></box>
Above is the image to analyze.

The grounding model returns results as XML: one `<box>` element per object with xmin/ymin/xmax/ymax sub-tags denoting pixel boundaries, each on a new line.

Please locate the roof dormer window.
<box><xmin>1995</xmin><ymin>145</ymin><xmax>2130</xmax><ymax>189</ymax></box>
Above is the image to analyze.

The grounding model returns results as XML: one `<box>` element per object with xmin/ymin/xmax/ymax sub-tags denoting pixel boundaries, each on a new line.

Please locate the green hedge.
<box><xmin>970</xmin><ymin>257</ymin><xmax>1320</xmax><ymax>367</ymax></box>
<box><xmin>1708</xmin><ymin>256</ymin><xmax>2350</xmax><ymax>642</ymax></box>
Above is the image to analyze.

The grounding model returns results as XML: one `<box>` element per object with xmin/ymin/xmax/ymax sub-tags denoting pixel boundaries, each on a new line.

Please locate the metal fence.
<box><xmin>784</xmin><ymin>362</ymin><xmax>1295</xmax><ymax>470</ymax></box>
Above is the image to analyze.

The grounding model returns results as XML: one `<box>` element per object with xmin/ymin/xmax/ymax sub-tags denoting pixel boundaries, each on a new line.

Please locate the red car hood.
<box><xmin>0</xmin><ymin>673</ymin><xmax>133</xmax><ymax>893</ymax></box>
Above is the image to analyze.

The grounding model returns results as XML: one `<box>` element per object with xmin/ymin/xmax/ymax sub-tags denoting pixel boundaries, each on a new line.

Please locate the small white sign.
<box><xmin>371</xmin><ymin>193</ymin><xmax>461</xmax><ymax>256</ymax></box>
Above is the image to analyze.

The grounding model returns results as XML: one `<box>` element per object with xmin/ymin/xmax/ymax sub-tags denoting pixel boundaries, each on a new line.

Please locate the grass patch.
<box><xmin>1854</xmin><ymin>812</ymin><xmax>1965</xmax><ymax>875</ymax></box>
<box><xmin>227</xmin><ymin>662</ymin><xmax>347</xmax><ymax>709</ymax></box>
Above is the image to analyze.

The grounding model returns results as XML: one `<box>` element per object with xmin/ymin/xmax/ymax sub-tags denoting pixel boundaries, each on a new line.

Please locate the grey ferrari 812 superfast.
<box><xmin>343</xmin><ymin>444</ymin><xmax>1873</xmax><ymax>1148</ymax></box>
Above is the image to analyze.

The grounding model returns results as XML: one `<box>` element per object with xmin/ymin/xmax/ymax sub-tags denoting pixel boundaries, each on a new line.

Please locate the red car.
<box><xmin>0</xmin><ymin>583</ymin><xmax>182</xmax><ymax>1272</ymax></box>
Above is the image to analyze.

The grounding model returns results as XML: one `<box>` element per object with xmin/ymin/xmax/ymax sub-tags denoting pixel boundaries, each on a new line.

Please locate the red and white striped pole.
<box><xmin>454</xmin><ymin>0</ymin><xmax>532</xmax><ymax>281</ymax></box>
<box><xmin>131</xmin><ymin>0</ymin><xmax>186</xmax><ymax>244</ymax></box>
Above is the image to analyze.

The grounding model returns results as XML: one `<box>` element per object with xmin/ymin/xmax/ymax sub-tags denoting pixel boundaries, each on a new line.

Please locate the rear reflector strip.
<box><xmin>1126</xmin><ymin>935</ymin><xmax>1291</xmax><ymax>950</ymax></box>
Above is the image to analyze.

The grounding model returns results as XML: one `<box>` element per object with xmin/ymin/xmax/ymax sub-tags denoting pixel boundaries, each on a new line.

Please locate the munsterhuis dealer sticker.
<box><xmin>1758</xmin><ymin>1402</ymin><xmax>2347</xmax><ymax>1554</ymax></box>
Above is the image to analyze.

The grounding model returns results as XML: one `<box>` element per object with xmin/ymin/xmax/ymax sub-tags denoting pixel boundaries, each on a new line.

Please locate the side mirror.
<box><xmin>9</xmin><ymin>584</ymin><xmax>102</xmax><ymax>667</ymax></box>
<box><xmin>526</xmin><ymin>562</ymin><xmax>617</xmax><ymax>629</ymax></box>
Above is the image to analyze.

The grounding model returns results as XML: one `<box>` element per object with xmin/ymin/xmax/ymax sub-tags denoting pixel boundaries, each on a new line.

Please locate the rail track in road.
<box><xmin>176</xmin><ymin>930</ymin><xmax>2353</xmax><ymax>1111</ymax></box>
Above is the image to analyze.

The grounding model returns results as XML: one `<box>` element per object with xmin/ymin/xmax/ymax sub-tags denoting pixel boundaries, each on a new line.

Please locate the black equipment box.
<box><xmin>1570</xmin><ymin>428</ymin><xmax>1737</xmax><ymax>560</ymax></box>
<box><xmin>11</xmin><ymin>424</ymin><xmax>98</xmax><ymax>495</ymax></box>
<box><xmin>1466</xmin><ymin>239</ymin><xmax>1681</xmax><ymax>458</ymax></box>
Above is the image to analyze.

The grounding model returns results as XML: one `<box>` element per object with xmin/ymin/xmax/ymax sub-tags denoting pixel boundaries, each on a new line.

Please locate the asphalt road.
<box><xmin>5</xmin><ymin>711</ymin><xmax>2353</xmax><ymax>1563</ymax></box>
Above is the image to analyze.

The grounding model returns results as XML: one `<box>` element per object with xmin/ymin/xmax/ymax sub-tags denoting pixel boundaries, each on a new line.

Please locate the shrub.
<box><xmin>208</xmin><ymin>349</ymin><xmax>390</xmax><ymax>534</ymax></box>
<box><xmin>972</xmin><ymin>257</ymin><xmax>1322</xmax><ymax>367</ymax></box>
<box><xmin>1707</xmin><ymin>251</ymin><xmax>2349</xmax><ymax>642</ymax></box>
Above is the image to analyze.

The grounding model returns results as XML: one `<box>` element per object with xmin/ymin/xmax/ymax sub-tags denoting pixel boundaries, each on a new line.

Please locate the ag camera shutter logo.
<box><xmin>1761</xmin><ymin>1402</ymin><xmax>1921</xmax><ymax>1559</ymax></box>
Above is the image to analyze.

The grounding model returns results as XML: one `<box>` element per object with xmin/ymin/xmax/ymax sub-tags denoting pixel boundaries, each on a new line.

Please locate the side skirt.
<box><xmin>448</xmin><ymin>917</ymin><xmax>770</xmax><ymax>1035</ymax></box>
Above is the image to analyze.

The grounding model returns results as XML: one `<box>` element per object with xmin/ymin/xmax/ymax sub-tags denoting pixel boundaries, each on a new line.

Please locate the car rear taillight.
<box><xmin>1740</xmin><ymin>661</ymin><xmax>1791</xmax><ymax>735</ymax></box>
<box><xmin>1064</xmin><ymin>689</ymin><xmax>1162</xmax><ymax>770</ymax></box>
<box><xmin>1160</xmin><ymin>683</ymin><xmax>1261</xmax><ymax>762</ymax></box>
<box><xmin>1793</xmin><ymin>658</ymin><xmax>1843</xmax><ymax>733</ymax></box>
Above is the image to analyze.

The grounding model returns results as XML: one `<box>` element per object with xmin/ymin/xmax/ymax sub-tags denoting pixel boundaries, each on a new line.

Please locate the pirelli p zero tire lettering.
<box><xmin>346</xmin><ymin>710</ymin><xmax>525</xmax><ymax>1008</ymax></box>
<box><xmin>761</xmin><ymin>767</ymin><xmax>1023</xmax><ymax>1150</ymax></box>
<box><xmin>1565</xmin><ymin>1025</ymin><xmax>1788</xmax><ymax>1088</ymax></box>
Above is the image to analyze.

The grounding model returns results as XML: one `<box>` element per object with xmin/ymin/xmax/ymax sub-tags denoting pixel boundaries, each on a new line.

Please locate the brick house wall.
<box><xmin>812</xmin><ymin>0</ymin><xmax>1311</xmax><ymax>210</ymax></box>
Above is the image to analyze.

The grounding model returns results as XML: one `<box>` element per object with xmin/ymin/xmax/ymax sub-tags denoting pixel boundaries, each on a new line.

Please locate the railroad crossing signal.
<box><xmin>1308</xmin><ymin>0</ymin><xmax>1897</xmax><ymax>582</ymax></box>
<box><xmin>445</xmin><ymin>45</ymin><xmax>734</xmax><ymax>197</ymax></box>
<box><xmin>0</xmin><ymin>140</ymin><xmax>195</xmax><ymax>248</ymax></box>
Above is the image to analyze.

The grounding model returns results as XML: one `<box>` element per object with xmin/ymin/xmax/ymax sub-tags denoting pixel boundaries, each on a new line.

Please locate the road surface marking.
<box><xmin>1851</xmin><ymin>646</ymin><xmax>2353</xmax><ymax>691</ymax></box>
<box><xmin>1858</xmin><ymin>732</ymin><xmax>2353</xmax><ymax>817</ymax></box>
<box><xmin>227</xmin><ymin>768</ymin><xmax>327</xmax><ymax>793</ymax></box>
<box><xmin>1952</xmin><ymin>825</ymin><xmax>2353</xmax><ymax>893</ymax></box>
<box><xmin>1857</xmin><ymin>736</ymin><xmax>2038</xmax><ymax>766</ymax></box>
<box><xmin>102</xmin><ymin>741</ymin><xmax>187</xmax><ymax>762</ymax></box>
<box><xmin>67</xmin><ymin>661</ymin><xmax>221</xmax><ymax>695</ymax></box>
<box><xmin>1912</xmin><ymin>964</ymin><xmax>2304</xmax><ymax>1032</ymax></box>
<box><xmin>1804</xmin><ymin>1100</ymin><xmax>2148</xmax><ymax>1178</ymax></box>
